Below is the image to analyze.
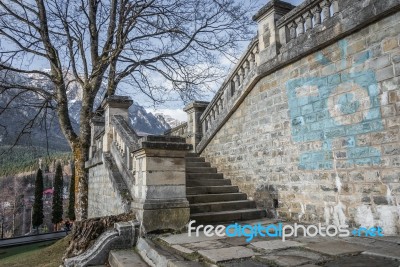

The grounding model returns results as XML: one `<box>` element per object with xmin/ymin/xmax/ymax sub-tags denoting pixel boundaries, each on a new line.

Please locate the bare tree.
<box><xmin>0</xmin><ymin>176</ymin><xmax>24</xmax><ymax>237</ymax></box>
<box><xmin>0</xmin><ymin>0</ymin><xmax>258</xmax><ymax>220</ymax></box>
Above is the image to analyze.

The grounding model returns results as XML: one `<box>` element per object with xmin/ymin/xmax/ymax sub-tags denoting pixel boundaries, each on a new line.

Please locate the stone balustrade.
<box><xmin>277</xmin><ymin>0</ymin><xmax>339</xmax><ymax>45</ymax></box>
<box><xmin>111</xmin><ymin>115</ymin><xmax>140</xmax><ymax>173</ymax></box>
<box><xmin>164</xmin><ymin>122</ymin><xmax>188</xmax><ymax>137</ymax></box>
<box><xmin>200</xmin><ymin>38</ymin><xmax>259</xmax><ymax>137</ymax></box>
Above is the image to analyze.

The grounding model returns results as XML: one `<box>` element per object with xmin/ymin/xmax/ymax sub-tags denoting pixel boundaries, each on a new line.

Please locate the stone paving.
<box><xmin>156</xmin><ymin>219</ymin><xmax>400</xmax><ymax>267</ymax></box>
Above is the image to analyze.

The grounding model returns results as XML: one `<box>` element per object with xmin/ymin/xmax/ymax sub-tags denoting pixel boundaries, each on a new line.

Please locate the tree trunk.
<box><xmin>73</xmin><ymin>142</ymin><xmax>89</xmax><ymax>221</ymax></box>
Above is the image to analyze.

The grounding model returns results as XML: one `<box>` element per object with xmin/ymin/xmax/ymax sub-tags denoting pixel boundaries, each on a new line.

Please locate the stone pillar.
<box><xmin>295</xmin><ymin>17</ymin><xmax>305</xmax><ymax>35</ymax></box>
<box><xmin>184</xmin><ymin>101</ymin><xmax>209</xmax><ymax>152</ymax></box>
<box><xmin>321</xmin><ymin>0</ymin><xmax>331</xmax><ymax>22</ymax></box>
<box><xmin>331</xmin><ymin>0</ymin><xmax>339</xmax><ymax>15</ymax></box>
<box><xmin>288</xmin><ymin>21</ymin><xmax>297</xmax><ymax>40</ymax></box>
<box><xmin>312</xmin><ymin>6</ymin><xmax>322</xmax><ymax>26</ymax></box>
<box><xmin>131</xmin><ymin>136</ymin><xmax>192</xmax><ymax>232</ymax></box>
<box><xmin>303</xmin><ymin>11</ymin><xmax>313</xmax><ymax>32</ymax></box>
<box><xmin>253</xmin><ymin>0</ymin><xmax>295</xmax><ymax>64</ymax></box>
<box><xmin>101</xmin><ymin>96</ymin><xmax>133</xmax><ymax>153</ymax></box>
<box><xmin>89</xmin><ymin>116</ymin><xmax>105</xmax><ymax>158</ymax></box>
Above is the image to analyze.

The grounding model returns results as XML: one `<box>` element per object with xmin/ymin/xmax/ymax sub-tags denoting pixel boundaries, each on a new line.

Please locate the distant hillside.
<box><xmin>0</xmin><ymin>71</ymin><xmax>171</xmax><ymax>175</ymax></box>
<box><xmin>0</xmin><ymin>146</ymin><xmax>71</xmax><ymax>177</ymax></box>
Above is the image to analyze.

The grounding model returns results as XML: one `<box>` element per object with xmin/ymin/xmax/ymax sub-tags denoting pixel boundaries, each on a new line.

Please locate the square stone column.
<box><xmin>253</xmin><ymin>0</ymin><xmax>295</xmax><ymax>64</ymax></box>
<box><xmin>101</xmin><ymin>96</ymin><xmax>133</xmax><ymax>152</ymax></box>
<box><xmin>184</xmin><ymin>101</ymin><xmax>209</xmax><ymax>152</ymax></box>
<box><xmin>89</xmin><ymin>116</ymin><xmax>105</xmax><ymax>158</ymax></box>
<box><xmin>131</xmin><ymin>135</ymin><xmax>192</xmax><ymax>233</ymax></box>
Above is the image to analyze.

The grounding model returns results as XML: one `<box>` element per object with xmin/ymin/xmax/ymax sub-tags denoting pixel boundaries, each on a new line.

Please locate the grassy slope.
<box><xmin>0</xmin><ymin>236</ymin><xmax>71</xmax><ymax>267</ymax></box>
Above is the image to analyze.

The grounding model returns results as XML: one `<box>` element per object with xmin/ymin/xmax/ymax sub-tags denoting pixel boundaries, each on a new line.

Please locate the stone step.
<box><xmin>186</xmin><ymin>152</ymin><xmax>199</xmax><ymax>157</ymax></box>
<box><xmin>109</xmin><ymin>249</ymin><xmax>148</xmax><ymax>267</ymax></box>
<box><xmin>186</xmin><ymin>179</ymin><xmax>231</xmax><ymax>187</ymax></box>
<box><xmin>186</xmin><ymin>167</ymin><xmax>217</xmax><ymax>173</ymax></box>
<box><xmin>187</xmin><ymin>193</ymin><xmax>247</xmax><ymax>204</ymax></box>
<box><xmin>186</xmin><ymin>185</ymin><xmax>239</xmax><ymax>195</ymax></box>
<box><xmin>136</xmin><ymin>238</ymin><xmax>207</xmax><ymax>267</ymax></box>
<box><xmin>185</xmin><ymin>157</ymin><xmax>206</xmax><ymax>163</ymax></box>
<box><xmin>190</xmin><ymin>209</ymin><xmax>267</xmax><ymax>224</ymax></box>
<box><xmin>187</xmin><ymin>173</ymin><xmax>223</xmax><ymax>179</ymax></box>
<box><xmin>190</xmin><ymin>200</ymin><xmax>257</xmax><ymax>213</ymax></box>
<box><xmin>186</xmin><ymin>162</ymin><xmax>211</xmax><ymax>168</ymax></box>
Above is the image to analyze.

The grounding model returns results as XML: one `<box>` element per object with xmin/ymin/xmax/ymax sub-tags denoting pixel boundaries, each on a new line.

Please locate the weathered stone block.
<box><xmin>137</xmin><ymin>207</ymin><xmax>190</xmax><ymax>233</ymax></box>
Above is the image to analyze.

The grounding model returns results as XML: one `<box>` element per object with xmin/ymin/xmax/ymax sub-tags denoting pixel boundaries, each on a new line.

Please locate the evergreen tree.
<box><xmin>51</xmin><ymin>162</ymin><xmax>63</xmax><ymax>227</ymax></box>
<box><xmin>68</xmin><ymin>162</ymin><xmax>76</xmax><ymax>221</ymax></box>
<box><xmin>32</xmin><ymin>168</ymin><xmax>44</xmax><ymax>233</ymax></box>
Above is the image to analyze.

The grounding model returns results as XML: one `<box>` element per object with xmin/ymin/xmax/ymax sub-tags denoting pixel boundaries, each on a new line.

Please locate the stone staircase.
<box><xmin>186</xmin><ymin>153</ymin><xmax>266</xmax><ymax>224</ymax></box>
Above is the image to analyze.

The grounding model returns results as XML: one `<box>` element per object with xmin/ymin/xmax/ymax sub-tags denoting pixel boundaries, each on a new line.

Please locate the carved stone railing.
<box><xmin>164</xmin><ymin>122</ymin><xmax>188</xmax><ymax>137</ymax></box>
<box><xmin>277</xmin><ymin>0</ymin><xmax>339</xmax><ymax>46</ymax></box>
<box><xmin>200</xmin><ymin>38</ymin><xmax>259</xmax><ymax>137</ymax></box>
<box><xmin>111</xmin><ymin>115</ymin><xmax>141</xmax><ymax>173</ymax></box>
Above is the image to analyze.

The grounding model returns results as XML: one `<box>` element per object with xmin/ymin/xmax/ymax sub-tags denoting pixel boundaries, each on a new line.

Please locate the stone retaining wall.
<box><xmin>202</xmin><ymin>9</ymin><xmax>400</xmax><ymax>234</ymax></box>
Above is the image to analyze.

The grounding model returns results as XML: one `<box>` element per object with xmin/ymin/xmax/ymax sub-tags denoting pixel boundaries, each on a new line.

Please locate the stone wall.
<box><xmin>88</xmin><ymin>162</ymin><xmax>128</xmax><ymax>218</ymax></box>
<box><xmin>201</xmin><ymin>10</ymin><xmax>400</xmax><ymax>234</ymax></box>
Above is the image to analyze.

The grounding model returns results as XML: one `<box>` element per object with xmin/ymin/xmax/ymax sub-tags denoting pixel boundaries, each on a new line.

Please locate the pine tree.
<box><xmin>32</xmin><ymin>168</ymin><xmax>44</xmax><ymax>233</ymax></box>
<box><xmin>68</xmin><ymin>162</ymin><xmax>76</xmax><ymax>221</ymax></box>
<box><xmin>51</xmin><ymin>162</ymin><xmax>63</xmax><ymax>228</ymax></box>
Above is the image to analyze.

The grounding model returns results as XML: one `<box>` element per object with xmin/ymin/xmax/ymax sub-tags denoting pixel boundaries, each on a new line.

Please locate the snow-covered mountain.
<box><xmin>154</xmin><ymin>113</ymin><xmax>184</xmax><ymax>129</ymax></box>
<box><xmin>0</xmin><ymin>71</ymin><xmax>171</xmax><ymax>150</ymax></box>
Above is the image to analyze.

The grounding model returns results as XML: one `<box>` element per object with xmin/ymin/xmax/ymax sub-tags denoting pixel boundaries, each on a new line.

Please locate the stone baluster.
<box><xmin>295</xmin><ymin>17</ymin><xmax>305</xmax><ymax>36</ymax></box>
<box><xmin>238</xmin><ymin>68</ymin><xmax>244</xmax><ymax>85</ymax></box>
<box><xmin>312</xmin><ymin>5</ymin><xmax>322</xmax><ymax>26</ymax></box>
<box><xmin>244</xmin><ymin>60</ymin><xmax>250</xmax><ymax>77</ymax></box>
<box><xmin>331</xmin><ymin>0</ymin><xmax>339</xmax><ymax>15</ymax></box>
<box><xmin>321</xmin><ymin>0</ymin><xmax>331</xmax><ymax>21</ymax></box>
<box><xmin>249</xmin><ymin>52</ymin><xmax>255</xmax><ymax>70</ymax></box>
<box><xmin>279</xmin><ymin>24</ymin><xmax>290</xmax><ymax>45</ymax></box>
<box><xmin>230</xmin><ymin>80</ymin><xmax>235</xmax><ymax>97</ymax></box>
<box><xmin>288</xmin><ymin>21</ymin><xmax>297</xmax><ymax>40</ymax></box>
<box><xmin>234</xmin><ymin>73</ymin><xmax>240</xmax><ymax>89</ymax></box>
<box><xmin>254</xmin><ymin>45</ymin><xmax>259</xmax><ymax>66</ymax></box>
<box><xmin>303</xmin><ymin>11</ymin><xmax>313</xmax><ymax>32</ymax></box>
<box><xmin>219</xmin><ymin>98</ymin><xmax>224</xmax><ymax>111</ymax></box>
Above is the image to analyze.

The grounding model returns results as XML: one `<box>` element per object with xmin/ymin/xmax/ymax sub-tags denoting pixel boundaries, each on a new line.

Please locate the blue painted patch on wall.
<box><xmin>286</xmin><ymin>40</ymin><xmax>383</xmax><ymax>170</ymax></box>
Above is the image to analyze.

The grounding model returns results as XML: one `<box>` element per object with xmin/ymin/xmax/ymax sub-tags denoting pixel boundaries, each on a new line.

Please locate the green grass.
<box><xmin>0</xmin><ymin>236</ymin><xmax>70</xmax><ymax>267</ymax></box>
<box><xmin>0</xmin><ymin>241</ymin><xmax>56</xmax><ymax>260</ymax></box>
